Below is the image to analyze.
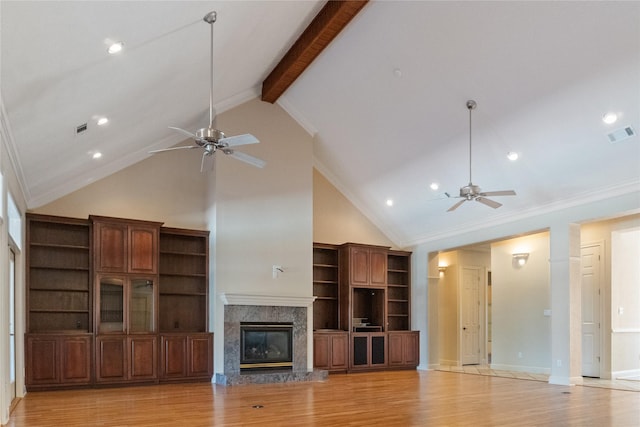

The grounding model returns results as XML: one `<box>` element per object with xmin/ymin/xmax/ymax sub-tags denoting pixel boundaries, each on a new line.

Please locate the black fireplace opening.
<box><xmin>240</xmin><ymin>322</ymin><xmax>293</xmax><ymax>371</ymax></box>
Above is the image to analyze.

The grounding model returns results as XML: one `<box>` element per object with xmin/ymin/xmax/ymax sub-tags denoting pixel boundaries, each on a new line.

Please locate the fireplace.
<box><xmin>216</xmin><ymin>294</ymin><xmax>327</xmax><ymax>385</ymax></box>
<box><xmin>240</xmin><ymin>322</ymin><xmax>293</xmax><ymax>371</ymax></box>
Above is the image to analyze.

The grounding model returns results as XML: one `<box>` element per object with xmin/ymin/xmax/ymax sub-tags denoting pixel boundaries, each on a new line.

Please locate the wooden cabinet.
<box><xmin>313</xmin><ymin>243</ymin><xmax>340</xmax><ymax>330</ymax></box>
<box><xmin>92</xmin><ymin>216</ymin><xmax>161</xmax><ymax>274</ymax></box>
<box><xmin>313</xmin><ymin>331</ymin><xmax>349</xmax><ymax>373</ymax></box>
<box><xmin>157</xmin><ymin>228</ymin><xmax>212</xmax><ymax>382</ymax></box>
<box><xmin>95</xmin><ymin>274</ymin><xmax>158</xmax><ymax>384</ymax></box>
<box><xmin>96</xmin><ymin>275</ymin><xmax>157</xmax><ymax>334</ymax></box>
<box><xmin>388</xmin><ymin>331</ymin><xmax>419</xmax><ymax>368</ymax></box>
<box><xmin>351</xmin><ymin>332</ymin><xmax>387</xmax><ymax>370</ymax></box>
<box><xmin>26</xmin><ymin>334</ymin><xmax>92</xmax><ymax>389</ymax></box>
<box><xmin>341</xmin><ymin>243</ymin><xmax>387</xmax><ymax>287</ymax></box>
<box><xmin>96</xmin><ymin>335</ymin><xmax>157</xmax><ymax>384</ymax></box>
<box><xmin>159</xmin><ymin>333</ymin><xmax>213</xmax><ymax>381</ymax></box>
<box><xmin>26</xmin><ymin>214</ymin><xmax>212</xmax><ymax>390</ymax></box>
<box><xmin>319</xmin><ymin>242</ymin><xmax>417</xmax><ymax>372</ymax></box>
<box><xmin>25</xmin><ymin>214</ymin><xmax>94</xmax><ymax>390</ymax></box>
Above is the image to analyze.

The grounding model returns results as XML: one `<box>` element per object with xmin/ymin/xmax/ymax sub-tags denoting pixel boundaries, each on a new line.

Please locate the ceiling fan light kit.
<box><xmin>149</xmin><ymin>11</ymin><xmax>266</xmax><ymax>171</ymax></box>
<box><xmin>446</xmin><ymin>100</ymin><xmax>516</xmax><ymax>212</ymax></box>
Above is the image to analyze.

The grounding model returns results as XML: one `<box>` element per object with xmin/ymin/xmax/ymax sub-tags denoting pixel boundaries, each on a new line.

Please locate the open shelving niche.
<box><xmin>158</xmin><ymin>228</ymin><xmax>209</xmax><ymax>333</ymax></box>
<box><xmin>312</xmin><ymin>244</ymin><xmax>339</xmax><ymax>330</ymax></box>
<box><xmin>386</xmin><ymin>251</ymin><xmax>410</xmax><ymax>331</ymax></box>
<box><xmin>27</xmin><ymin>215</ymin><xmax>92</xmax><ymax>333</ymax></box>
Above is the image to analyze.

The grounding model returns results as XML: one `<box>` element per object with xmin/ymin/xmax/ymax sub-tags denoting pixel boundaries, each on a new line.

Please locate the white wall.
<box><xmin>313</xmin><ymin>169</ymin><xmax>396</xmax><ymax>248</ymax></box>
<box><xmin>32</xmin><ymin>139</ymin><xmax>208</xmax><ymax>229</ymax></box>
<box><xmin>491</xmin><ymin>232</ymin><xmax>551</xmax><ymax>373</ymax></box>
<box><xmin>207</xmin><ymin>99</ymin><xmax>314</xmax><ymax>376</ymax></box>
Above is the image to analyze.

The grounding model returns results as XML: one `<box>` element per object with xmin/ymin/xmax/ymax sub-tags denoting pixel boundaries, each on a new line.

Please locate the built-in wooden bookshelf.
<box><xmin>27</xmin><ymin>214</ymin><xmax>92</xmax><ymax>333</ymax></box>
<box><xmin>313</xmin><ymin>243</ymin><xmax>339</xmax><ymax>330</ymax></box>
<box><xmin>159</xmin><ymin>227</ymin><xmax>209</xmax><ymax>333</ymax></box>
<box><xmin>386</xmin><ymin>251</ymin><xmax>411</xmax><ymax>331</ymax></box>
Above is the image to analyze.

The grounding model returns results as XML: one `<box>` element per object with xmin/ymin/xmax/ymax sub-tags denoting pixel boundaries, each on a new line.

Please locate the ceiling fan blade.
<box><xmin>226</xmin><ymin>150</ymin><xmax>266</xmax><ymax>168</ymax></box>
<box><xmin>168</xmin><ymin>126</ymin><xmax>199</xmax><ymax>139</ymax></box>
<box><xmin>447</xmin><ymin>199</ymin><xmax>467</xmax><ymax>212</ymax></box>
<box><xmin>476</xmin><ymin>197</ymin><xmax>502</xmax><ymax>209</ymax></box>
<box><xmin>149</xmin><ymin>145</ymin><xmax>200</xmax><ymax>154</ymax></box>
<box><xmin>200</xmin><ymin>152</ymin><xmax>215</xmax><ymax>173</ymax></box>
<box><xmin>480</xmin><ymin>190</ymin><xmax>516</xmax><ymax>197</ymax></box>
<box><xmin>219</xmin><ymin>133</ymin><xmax>260</xmax><ymax>147</ymax></box>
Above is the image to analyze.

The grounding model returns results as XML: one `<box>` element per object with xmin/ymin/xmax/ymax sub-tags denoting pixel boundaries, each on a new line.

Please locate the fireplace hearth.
<box><xmin>240</xmin><ymin>322</ymin><xmax>293</xmax><ymax>371</ymax></box>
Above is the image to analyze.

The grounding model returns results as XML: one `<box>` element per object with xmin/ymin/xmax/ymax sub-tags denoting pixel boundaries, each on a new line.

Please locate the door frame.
<box><xmin>581</xmin><ymin>241</ymin><xmax>605</xmax><ymax>378</ymax></box>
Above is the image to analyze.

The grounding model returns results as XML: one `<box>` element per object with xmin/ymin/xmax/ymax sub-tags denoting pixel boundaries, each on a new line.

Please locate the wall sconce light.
<box><xmin>512</xmin><ymin>253</ymin><xmax>529</xmax><ymax>268</ymax></box>
<box><xmin>438</xmin><ymin>266</ymin><xmax>447</xmax><ymax>275</ymax></box>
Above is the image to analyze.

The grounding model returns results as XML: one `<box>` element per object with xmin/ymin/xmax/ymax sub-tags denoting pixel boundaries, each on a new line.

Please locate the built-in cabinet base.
<box><xmin>313</xmin><ymin>330</ymin><xmax>349</xmax><ymax>373</ymax></box>
<box><xmin>26</xmin><ymin>334</ymin><xmax>93</xmax><ymax>390</ymax></box>
<box><xmin>159</xmin><ymin>333</ymin><xmax>213</xmax><ymax>382</ymax></box>
<box><xmin>26</xmin><ymin>332</ymin><xmax>213</xmax><ymax>390</ymax></box>
<box><xmin>313</xmin><ymin>330</ymin><xmax>418</xmax><ymax>373</ymax></box>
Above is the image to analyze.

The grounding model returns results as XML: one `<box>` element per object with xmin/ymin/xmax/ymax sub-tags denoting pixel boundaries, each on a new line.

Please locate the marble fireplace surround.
<box><xmin>216</xmin><ymin>293</ymin><xmax>328</xmax><ymax>385</ymax></box>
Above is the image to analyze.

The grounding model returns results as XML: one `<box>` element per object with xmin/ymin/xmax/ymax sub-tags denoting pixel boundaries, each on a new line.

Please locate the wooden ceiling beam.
<box><xmin>261</xmin><ymin>0</ymin><xmax>369</xmax><ymax>104</ymax></box>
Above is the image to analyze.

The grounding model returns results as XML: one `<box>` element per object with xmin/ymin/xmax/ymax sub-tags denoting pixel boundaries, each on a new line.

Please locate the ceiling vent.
<box><xmin>75</xmin><ymin>122</ymin><xmax>88</xmax><ymax>135</ymax></box>
<box><xmin>607</xmin><ymin>126</ymin><xmax>635</xmax><ymax>143</ymax></box>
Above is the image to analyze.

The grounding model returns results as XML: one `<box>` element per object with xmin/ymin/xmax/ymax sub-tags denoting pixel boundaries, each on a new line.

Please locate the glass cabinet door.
<box><xmin>130</xmin><ymin>279</ymin><xmax>155</xmax><ymax>332</ymax></box>
<box><xmin>99</xmin><ymin>277</ymin><xmax>124</xmax><ymax>333</ymax></box>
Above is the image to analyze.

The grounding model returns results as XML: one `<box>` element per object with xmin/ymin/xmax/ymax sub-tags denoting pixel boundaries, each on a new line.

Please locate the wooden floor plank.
<box><xmin>7</xmin><ymin>370</ymin><xmax>640</xmax><ymax>426</ymax></box>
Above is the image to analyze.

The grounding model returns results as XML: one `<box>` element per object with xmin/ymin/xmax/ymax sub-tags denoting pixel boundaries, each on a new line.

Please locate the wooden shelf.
<box><xmin>30</xmin><ymin>309</ymin><xmax>89</xmax><ymax>313</ymax></box>
<box><xmin>27</xmin><ymin>214</ymin><xmax>92</xmax><ymax>335</ymax></box>
<box><xmin>30</xmin><ymin>242</ymin><xmax>90</xmax><ymax>250</ymax></box>
<box><xmin>158</xmin><ymin>272</ymin><xmax>207</xmax><ymax>278</ymax></box>
<box><xmin>313</xmin><ymin>279</ymin><xmax>338</xmax><ymax>284</ymax></box>
<box><xmin>159</xmin><ymin>228</ymin><xmax>209</xmax><ymax>334</ymax></box>
<box><xmin>313</xmin><ymin>263</ymin><xmax>338</xmax><ymax>268</ymax></box>
<box><xmin>160</xmin><ymin>292</ymin><xmax>207</xmax><ymax>297</ymax></box>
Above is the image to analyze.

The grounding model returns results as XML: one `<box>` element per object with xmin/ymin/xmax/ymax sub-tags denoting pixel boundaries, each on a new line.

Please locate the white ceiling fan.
<box><xmin>446</xmin><ymin>100</ymin><xmax>516</xmax><ymax>212</ymax></box>
<box><xmin>149</xmin><ymin>11</ymin><xmax>266</xmax><ymax>171</ymax></box>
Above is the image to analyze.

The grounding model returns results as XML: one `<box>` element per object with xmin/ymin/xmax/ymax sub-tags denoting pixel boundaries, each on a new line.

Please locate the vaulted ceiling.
<box><xmin>2</xmin><ymin>1</ymin><xmax>639</xmax><ymax>247</ymax></box>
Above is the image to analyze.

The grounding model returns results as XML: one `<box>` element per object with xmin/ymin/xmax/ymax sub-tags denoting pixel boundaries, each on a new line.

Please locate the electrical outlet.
<box><xmin>518</xmin><ymin>352</ymin><xmax>523</xmax><ymax>359</ymax></box>
<box><xmin>556</xmin><ymin>359</ymin><xmax>562</xmax><ymax>367</ymax></box>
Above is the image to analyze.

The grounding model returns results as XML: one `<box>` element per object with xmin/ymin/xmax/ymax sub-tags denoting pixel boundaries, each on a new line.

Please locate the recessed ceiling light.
<box><xmin>507</xmin><ymin>152</ymin><xmax>519</xmax><ymax>161</ymax></box>
<box><xmin>107</xmin><ymin>41</ymin><xmax>124</xmax><ymax>54</ymax></box>
<box><xmin>92</xmin><ymin>152</ymin><xmax>102</xmax><ymax>159</ymax></box>
<box><xmin>386</xmin><ymin>199</ymin><xmax>394</xmax><ymax>207</ymax></box>
<box><xmin>430</xmin><ymin>182</ymin><xmax>439</xmax><ymax>190</ymax></box>
<box><xmin>602</xmin><ymin>112</ymin><xmax>618</xmax><ymax>124</ymax></box>
<box><xmin>97</xmin><ymin>117</ymin><xmax>109</xmax><ymax>126</ymax></box>
<box><xmin>393</xmin><ymin>68</ymin><xmax>402</xmax><ymax>78</ymax></box>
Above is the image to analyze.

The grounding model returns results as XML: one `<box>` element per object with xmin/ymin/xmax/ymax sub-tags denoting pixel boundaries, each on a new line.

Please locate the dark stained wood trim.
<box><xmin>261</xmin><ymin>0</ymin><xmax>369</xmax><ymax>103</ymax></box>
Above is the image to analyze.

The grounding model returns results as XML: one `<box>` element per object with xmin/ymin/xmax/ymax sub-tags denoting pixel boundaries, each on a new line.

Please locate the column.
<box><xmin>548</xmin><ymin>222</ymin><xmax>583</xmax><ymax>385</ymax></box>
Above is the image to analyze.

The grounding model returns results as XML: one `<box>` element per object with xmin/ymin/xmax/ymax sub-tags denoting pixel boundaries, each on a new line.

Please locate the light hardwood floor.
<box><xmin>7</xmin><ymin>370</ymin><xmax>640</xmax><ymax>426</ymax></box>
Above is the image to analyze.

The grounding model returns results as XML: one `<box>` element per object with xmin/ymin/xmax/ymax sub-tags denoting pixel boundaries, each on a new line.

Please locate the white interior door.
<box><xmin>461</xmin><ymin>266</ymin><xmax>481</xmax><ymax>365</ymax></box>
<box><xmin>581</xmin><ymin>244</ymin><xmax>601</xmax><ymax>378</ymax></box>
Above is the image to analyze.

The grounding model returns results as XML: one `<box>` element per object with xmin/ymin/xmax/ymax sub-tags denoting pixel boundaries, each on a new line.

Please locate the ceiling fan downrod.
<box><xmin>467</xmin><ymin>99</ymin><xmax>476</xmax><ymax>186</ymax></box>
<box><xmin>194</xmin><ymin>10</ymin><xmax>222</xmax><ymax>144</ymax></box>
